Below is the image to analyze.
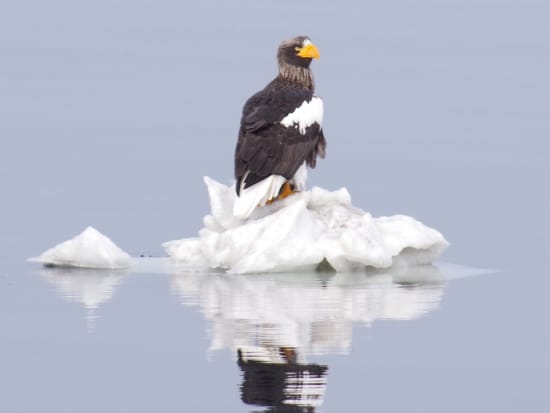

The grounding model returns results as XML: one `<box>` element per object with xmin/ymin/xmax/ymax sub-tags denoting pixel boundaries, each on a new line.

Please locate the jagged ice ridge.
<box><xmin>163</xmin><ymin>177</ymin><xmax>449</xmax><ymax>273</ymax></box>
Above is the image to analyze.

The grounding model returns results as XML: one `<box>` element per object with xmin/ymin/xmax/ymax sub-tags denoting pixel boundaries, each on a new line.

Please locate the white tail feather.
<box><xmin>233</xmin><ymin>175</ymin><xmax>286</xmax><ymax>219</ymax></box>
<box><xmin>292</xmin><ymin>163</ymin><xmax>308</xmax><ymax>191</ymax></box>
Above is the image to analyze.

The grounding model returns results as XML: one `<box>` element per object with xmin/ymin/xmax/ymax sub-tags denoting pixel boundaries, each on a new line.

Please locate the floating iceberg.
<box><xmin>30</xmin><ymin>226</ymin><xmax>132</xmax><ymax>269</ymax></box>
<box><xmin>163</xmin><ymin>177</ymin><xmax>449</xmax><ymax>273</ymax></box>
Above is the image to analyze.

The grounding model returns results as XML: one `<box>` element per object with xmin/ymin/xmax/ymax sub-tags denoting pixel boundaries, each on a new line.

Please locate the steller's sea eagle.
<box><xmin>233</xmin><ymin>36</ymin><xmax>326</xmax><ymax>219</ymax></box>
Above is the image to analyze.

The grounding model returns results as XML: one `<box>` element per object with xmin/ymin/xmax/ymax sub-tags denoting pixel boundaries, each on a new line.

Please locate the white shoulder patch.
<box><xmin>280</xmin><ymin>96</ymin><xmax>323</xmax><ymax>135</ymax></box>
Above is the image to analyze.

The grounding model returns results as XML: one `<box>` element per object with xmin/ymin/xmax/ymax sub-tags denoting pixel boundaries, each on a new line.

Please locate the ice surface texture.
<box><xmin>163</xmin><ymin>177</ymin><xmax>449</xmax><ymax>273</ymax></box>
<box><xmin>30</xmin><ymin>226</ymin><xmax>132</xmax><ymax>269</ymax></box>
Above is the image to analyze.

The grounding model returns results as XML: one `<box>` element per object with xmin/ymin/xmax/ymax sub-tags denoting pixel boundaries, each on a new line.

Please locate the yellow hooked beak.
<box><xmin>296</xmin><ymin>43</ymin><xmax>320</xmax><ymax>59</ymax></box>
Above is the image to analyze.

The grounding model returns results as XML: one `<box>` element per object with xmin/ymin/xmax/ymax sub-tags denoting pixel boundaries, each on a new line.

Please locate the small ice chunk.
<box><xmin>30</xmin><ymin>226</ymin><xmax>132</xmax><ymax>269</ymax></box>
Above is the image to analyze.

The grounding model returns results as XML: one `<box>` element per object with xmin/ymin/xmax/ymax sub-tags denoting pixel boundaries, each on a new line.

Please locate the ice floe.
<box><xmin>163</xmin><ymin>177</ymin><xmax>449</xmax><ymax>273</ymax></box>
<box><xmin>30</xmin><ymin>226</ymin><xmax>132</xmax><ymax>269</ymax></box>
<box><xmin>28</xmin><ymin>180</ymin><xmax>449</xmax><ymax>274</ymax></box>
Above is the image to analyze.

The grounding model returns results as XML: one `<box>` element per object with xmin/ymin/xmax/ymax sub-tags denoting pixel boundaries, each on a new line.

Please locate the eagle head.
<box><xmin>278</xmin><ymin>36</ymin><xmax>320</xmax><ymax>69</ymax></box>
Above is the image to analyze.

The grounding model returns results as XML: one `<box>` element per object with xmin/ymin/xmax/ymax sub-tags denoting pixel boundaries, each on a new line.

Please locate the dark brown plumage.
<box><xmin>234</xmin><ymin>36</ymin><xmax>326</xmax><ymax>196</ymax></box>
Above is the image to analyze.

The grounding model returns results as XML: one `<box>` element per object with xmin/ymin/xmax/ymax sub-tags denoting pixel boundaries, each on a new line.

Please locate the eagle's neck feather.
<box><xmin>278</xmin><ymin>62</ymin><xmax>315</xmax><ymax>91</ymax></box>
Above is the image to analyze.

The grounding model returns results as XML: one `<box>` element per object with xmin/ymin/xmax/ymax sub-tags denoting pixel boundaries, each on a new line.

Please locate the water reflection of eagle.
<box><xmin>238</xmin><ymin>348</ymin><xmax>328</xmax><ymax>413</ymax></box>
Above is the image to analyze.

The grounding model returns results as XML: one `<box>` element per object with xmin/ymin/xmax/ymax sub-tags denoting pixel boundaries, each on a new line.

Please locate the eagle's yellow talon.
<box><xmin>266</xmin><ymin>182</ymin><xmax>298</xmax><ymax>205</ymax></box>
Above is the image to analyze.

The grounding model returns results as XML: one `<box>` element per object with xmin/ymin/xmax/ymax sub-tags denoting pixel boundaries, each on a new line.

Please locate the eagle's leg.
<box><xmin>279</xmin><ymin>181</ymin><xmax>297</xmax><ymax>200</ymax></box>
<box><xmin>266</xmin><ymin>181</ymin><xmax>298</xmax><ymax>205</ymax></box>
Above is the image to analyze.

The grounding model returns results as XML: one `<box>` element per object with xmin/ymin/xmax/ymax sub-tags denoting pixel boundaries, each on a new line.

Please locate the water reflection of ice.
<box><xmin>33</xmin><ymin>259</ymin><xmax>484</xmax><ymax>412</ymax></box>
<box><xmin>171</xmin><ymin>266</ymin><xmax>445</xmax><ymax>411</ymax></box>
<box><xmin>171</xmin><ymin>266</ymin><xmax>444</xmax><ymax>358</ymax></box>
<box><xmin>39</xmin><ymin>267</ymin><xmax>127</xmax><ymax>330</ymax></box>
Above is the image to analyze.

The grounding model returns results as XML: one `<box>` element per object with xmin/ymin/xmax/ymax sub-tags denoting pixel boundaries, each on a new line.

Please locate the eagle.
<box><xmin>233</xmin><ymin>36</ymin><xmax>326</xmax><ymax>219</ymax></box>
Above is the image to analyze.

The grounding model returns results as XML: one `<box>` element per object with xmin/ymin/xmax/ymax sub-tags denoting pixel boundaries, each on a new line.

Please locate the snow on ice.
<box><xmin>30</xmin><ymin>226</ymin><xmax>132</xmax><ymax>269</ymax></box>
<box><xmin>163</xmin><ymin>177</ymin><xmax>449</xmax><ymax>273</ymax></box>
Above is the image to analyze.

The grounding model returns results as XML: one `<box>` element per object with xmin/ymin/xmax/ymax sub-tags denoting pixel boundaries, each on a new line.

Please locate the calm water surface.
<box><xmin>1</xmin><ymin>260</ymin><xmax>547</xmax><ymax>412</ymax></box>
